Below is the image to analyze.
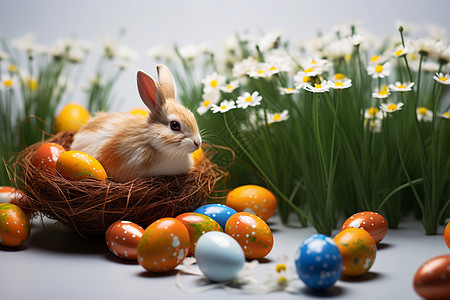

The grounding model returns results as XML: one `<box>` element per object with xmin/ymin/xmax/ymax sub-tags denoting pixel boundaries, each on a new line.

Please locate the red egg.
<box><xmin>0</xmin><ymin>186</ymin><xmax>22</xmax><ymax>204</ymax></box>
<box><xmin>0</xmin><ymin>203</ymin><xmax>31</xmax><ymax>247</ymax></box>
<box><xmin>445</xmin><ymin>221</ymin><xmax>450</xmax><ymax>250</ymax></box>
<box><xmin>225</xmin><ymin>212</ymin><xmax>273</xmax><ymax>259</ymax></box>
<box><xmin>341</xmin><ymin>211</ymin><xmax>388</xmax><ymax>244</ymax></box>
<box><xmin>105</xmin><ymin>221</ymin><xmax>145</xmax><ymax>260</ymax></box>
<box><xmin>413</xmin><ymin>254</ymin><xmax>450</xmax><ymax>300</ymax></box>
<box><xmin>137</xmin><ymin>218</ymin><xmax>190</xmax><ymax>273</ymax></box>
<box><xmin>32</xmin><ymin>143</ymin><xmax>66</xmax><ymax>170</ymax></box>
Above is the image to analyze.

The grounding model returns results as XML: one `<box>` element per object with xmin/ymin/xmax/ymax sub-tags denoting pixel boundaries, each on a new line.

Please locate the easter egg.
<box><xmin>137</xmin><ymin>217</ymin><xmax>190</xmax><ymax>273</ymax></box>
<box><xmin>0</xmin><ymin>186</ymin><xmax>22</xmax><ymax>204</ymax></box>
<box><xmin>56</xmin><ymin>150</ymin><xmax>107</xmax><ymax>181</ymax></box>
<box><xmin>175</xmin><ymin>212</ymin><xmax>223</xmax><ymax>256</ymax></box>
<box><xmin>31</xmin><ymin>142</ymin><xmax>66</xmax><ymax>170</ymax></box>
<box><xmin>190</xmin><ymin>147</ymin><xmax>205</xmax><ymax>165</ymax></box>
<box><xmin>129</xmin><ymin>107</ymin><xmax>149</xmax><ymax>117</ymax></box>
<box><xmin>195</xmin><ymin>231</ymin><xmax>245</xmax><ymax>282</ymax></box>
<box><xmin>295</xmin><ymin>234</ymin><xmax>343</xmax><ymax>290</ymax></box>
<box><xmin>194</xmin><ymin>204</ymin><xmax>237</xmax><ymax>230</ymax></box>
<box><xmin>226</xmin><ymin>185</ymin><xmax>277</xmax><ymax>221</ymax></box>
<box><xmin>333</xmin><ymin>228</ymin><xmax>376</xmax><ymax>277</ymax></box>
<box><xmin>0</xmin><ymin>203</ymin><xmax>30</xmax><ymax>247</ymax></box>
<box><xmin>413</xmin><ymin>254</ymin><xmax>450</xmax><ymax>300</ymax></box>
<box><xmin>341</xmin><ymin>211</ymin><xmax>388</xmax><ymax>244</ymax></box>
<box><xmin>225</xmin><ymin>212</ymin><xmax>273</xmax><ymax>259</ymax></box>
<box><xmin>445</xmin><ymin>221</ymin><xmax>450</xmax><ymax>250</ymax></box>
<box><xmin>54</xmin><ymin>103</ymin><xmax>90</xmax><ymax>132</ymax></box>
<box><xmin>105</xmin><ymin>221</ymin><xmax>145</xmax><ymax>260</ymax></box>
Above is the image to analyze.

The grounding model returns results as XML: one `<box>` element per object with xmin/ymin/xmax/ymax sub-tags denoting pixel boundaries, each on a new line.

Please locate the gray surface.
<box><xmin>1</xmin><ymin>215</ymin><xmax>448</xmax><ymax>300</ymax></box>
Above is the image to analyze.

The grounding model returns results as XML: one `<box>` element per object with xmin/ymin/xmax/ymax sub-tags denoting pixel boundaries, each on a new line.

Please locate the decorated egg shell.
<box><xmin>31</xmin><ymin>142</ymin><xmax>66</xmax><ymax>170</ymax></box>
<box><xmin>341</xmin><ymin>211</ymin><xmax>388</xmax><ymax>244</ymax></box>
<box><xmin>105</xmin><ymin>221</ymin><xmax>145</xmax><ymax>260</ymax></box>
<box><xmin>54</xmin><ymin>103</ymin><xmax>90</xmax><ymax>132</ymax></box>
<box><xmin>0</xmin><ymin>186</ymin><xmax>22</xmax><ymax>204</ymax></box>
<box><xmin>226</xmin><ymin>185</ymin><xmax>277</xmax><ymax>221</ymax></box>
<box><xmin>194</xmin><ymin>204</ymin><xmax>236</xmax><ymax>230</ymax></box>
<box><xmin>413</xmin><ymin>254</ymin><xmax>450</xmax><ymax>300</ymax></box>
<box><xmin>333</xmin><ymin>228</ymin><xmax>376</xmax><ymax>277</ymax></box>
<box><xmin>0</xmin><ymin>203</ymin><xmax>30</xmax><ymax>247</ymax></box>
<box><xmin>295</xmin><ymin>234</ymin><xmax>343</xmax><ymax>290</ymax></box>
<box><xmin>175</xmin><ymin>212</ymin><xmax>222</xmax><ymax>256</ymax></box>
<box><xmin>195</xmin><ymin>231</ymin><xmax>245</xmax><ymax>282</ymax></box>
<box><xmin>445</xmin><ymin>221</ymin><xmax>450</xmax><ymax>250</ymax></box>
<box><xmin>137</xmin><ymin>217</ymin><xmax>190</xmax><ymax>273</ymax></box>
<box><xmin>225</xmin><ymin>212</ymin><xmax>273</xmax><ymax>259</ymax></box>
<box><xmin>56</xmin><ymin>150</ymin><xmax>107</xmax><ymax>181</ymax></box>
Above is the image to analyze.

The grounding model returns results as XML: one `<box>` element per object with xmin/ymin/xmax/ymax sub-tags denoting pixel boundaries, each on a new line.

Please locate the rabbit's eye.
<box><xmin>170</xmin><ymin>121</ymin><xmax>181</xmax><ymax>131</ymax></box>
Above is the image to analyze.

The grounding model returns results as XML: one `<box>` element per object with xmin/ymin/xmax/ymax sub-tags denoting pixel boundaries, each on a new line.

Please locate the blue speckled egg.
<box><xmin>295</xmin><ymin>234</ymin><xmax>343</xmax><ymax>290</ymax></box>
<box><xmin>195</xmin><ymin>231</ymin><xmax>245</xmax><ymax>282</ymax></box>
<box><xmin>194</xmin><ymin>204</ymin><xmax>237</xmax><ymax>230</ymax></box>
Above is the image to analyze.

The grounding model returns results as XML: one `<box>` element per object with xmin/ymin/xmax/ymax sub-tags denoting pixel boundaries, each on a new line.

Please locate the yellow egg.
<box><xmin>190</xmin><ymin>147</ymin><xmax>205</xmax><ymax>165</ymax></box>
<box><xmin>54</xmin><ymin>103</ymin><xmax>90</xmax><ymax>132</ymax></box>
<box><xmin>226</xmin><ymin>185</ymin><xmax>277</xmax><ymax>221</ymax></box>
<box><xmin>128</xmin><ymin>108</ymin><xmax>149</xmax><ymax>117</ymax></box>
<box><xmin>56</xmin><ymin>150</ymin><xmax>107</xmax><ymax>181</ymax></box>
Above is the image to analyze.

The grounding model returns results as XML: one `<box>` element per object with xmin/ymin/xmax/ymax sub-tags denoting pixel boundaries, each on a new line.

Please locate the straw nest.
<box><xmin>13</xmin><ymin>131</ymin><xmax>228</xmax><ymax>236</ymax></box>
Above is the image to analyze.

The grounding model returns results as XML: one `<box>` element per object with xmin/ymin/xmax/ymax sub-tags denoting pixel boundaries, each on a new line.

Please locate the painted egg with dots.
<box><xmin>445</xmin><ymin>221</ymin><xmax>450</xmax><ymax>250</ymax></box>
<box><xmin>194</xmin><ymin>204</ymin><xmax>236</xmax><ymax>230</ymax></box>
<box><xmin>56</xmin><ymin>150</ymin><xmax>107</xmax><ymax>181</ymax></box>
<box><xmin>137</xmin><ymin>217</ymin><xmax>190</xmax><ymax>273</ymax></box>
<box><xmin>224</xmin><ymin>212</ymin><xmax>273</xmax><ymax>259</ymax></box>
<box><xmin>295</xmin><ymin>234</ymin><xmax>343</xmax><ymax>290</ymax></box>
<box><xmin>413</xmin><ymin>254</ymin><xmax>450</xmax><ymax>300</ymax></box>
<box><xmin>341</xmin><ymin>211</ymin><xmax>388</xmax><ymax>244</ymax></box>
<box><xmin>31</xmin><ymin>142</ymin><xmax>66</xmax><ymax>170</ymax></box>
<box><xmin>105</xmin><ymin>220</ymin><xmax>145</xmax><ymax>260</ymax></box>
<box><xmin>226</xmin><ymin>185</ymin><xmax>277</xmax><ymax>221</ymax></box>
<box><xmin>333</xmin><ymin>228</ymin><xmax>377</xmax><ymax>277</ymax></box>
<box><xmin>0</xmin><ymin>203</ymin><xmax>30</xmax><ymax>247</ymax></box>
<box><xmin>0</xmin><ymin>186</ymin><xmax>22</xmax><ymax>204</ymax></box>
<box><xmin>175</xmin><ymin>212</ymin><xmax>223</xmax><ymax>256</ymax></box>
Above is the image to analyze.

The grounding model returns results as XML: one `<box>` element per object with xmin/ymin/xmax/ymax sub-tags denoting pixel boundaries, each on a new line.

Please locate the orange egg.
<box><xmin>333</xmin><ymin>228</ymin><xmax>377</xmax><ymax>277</ymax></box>
<box><xmin>32</xmin><ymin>143</ymin><xmax>66</xmax><ymax>170</ymax></box>
<box><xmin>225</xmin><ymin>212</ymin><xmax>273</xmax><ymax>259</ymax></box>
<box><xmin>226</xmin><ymin>185</ymin><xmax>277</xmax><ymax>221</ymax></box>
<box><xmin>105</xmin><ymin>221</ymin><xmax>145</xmax><ymax>260</ymax></box>
<box><xmin>190</xmin><ymin>147</ymin><xmax>205</xmax><ymax>166</ymax></box>
<box><xmin>0</xmin><ymin>203</ymin><xmax>30</xmax><ymax>247</ymax></box>
<box><xmin>128</xmin><ymin>108</ymin><xmax>149</xmax><ymax>117</ymax></box>
<box><xmin>56</xmin><ymin>150</ymin><xmax>107</xmax><ymax>181</ymax></box>
<box><xmin>445</xmin><ymin>221</ymin><xmax>450</xmax><ymax>250</ymax></box>
<box><xmin>137</xmin><ymin>218</ymin><xmax>190</xmax><ymax>273</ymax></box>
<box><xmin>341</xmin><ymin>211</ymin><xmax>388</xmax><ymax>244</ymax></box>
<box><xmin>413</xmin><ymin>255</ymin><xmax>450</xmax><ymax>299</ymax></box>
<box><xmin>0</xmin><ymin>186</ymin><xmax>22</xmax><ymax>204</ymax></box>
<box><xmin>54</xmin><ymin>103</ymin><xmax>90</xmax><ymax>132</ymax></box>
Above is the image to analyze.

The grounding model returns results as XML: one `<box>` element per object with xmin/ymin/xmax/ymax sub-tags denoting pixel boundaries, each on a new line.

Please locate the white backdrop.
<box><xmin>1</xmin><ymin>0</ymin><xmax>449</xmax><ymax>111</ymax></box>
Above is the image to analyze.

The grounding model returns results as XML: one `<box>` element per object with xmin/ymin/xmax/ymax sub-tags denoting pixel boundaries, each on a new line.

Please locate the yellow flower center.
<box><xmin>345</xmin><ymin>54</ymin><xmax>352</xmax><ymax>61</ymax></box>
<box><xmin>440</xmin><ymin>76</ymin><xmax>447</xmax><ymax>82</ymax></box>
<box><xmin>371</xmin><ymin>55</ymin><xmax>379</xmax><ymax>62</ymax></box>
<box><xmin>226</xmin><ymin>85</ymin><xmax>233</xmax><ymax>90</ymax></box>
<box><xmin>210</xmin><ymin>80</ymin><xmax>218</xmax><ymax>88</ymax></box>
<box><xmin>302</xmin><ymin>76</ymin><xmax>311</xmax><ymax>82</ymax></box>
<box><xmin>443</xmin><ymin>112</ymin><xmax>450</xmax><ymax>117</ymax></box>
<box><xmin>334</xmin><ymin>73</ymin><xmax>345</xmax><ymax>80</ymax></box>
<box><xmin>257</xmin><ymin>70</ymin><xmax>264</xmax><ymax>74</ymax></box>
<box><xmin>379</xmin><ymin>90</ymin><xmax>389</xmax><ymax>96</ymax></box>
<box><xmin>269</xmin><ymin>66</ymin><xmax>277</xmax><ymax>71</ymax></box>
<box><xmin>395</xmin><ymin>49</ymin><xmax>403</xmax><ymax>56</ymax></box>
<box><xmin>311</xmin><ymin>60</ymin><xmax>317</xmax><ymax>64</ymax></box>
<box><xmin>220</xmin><ymin>105</ymin><xmax>226</xmax><ymax>110</ymax></box>
<box><xmin>375</xmin><ymin>65</ymin><xmax>384</xmax><ymax>73</ymax></box>
<box><xmin>398</xmin><ymin>84</ymin><xmax>406</xmax><ymax>89</ymax></box>
<box><xmin>387</xmin><ymin>104</ymin><xmax>397</xmax><ymax>111</ymax></box>
<box><xmin>4</xmin><ymin>79</ymin><xmax>13</xmax><ymax>87</ymax></box>
<box><xmin>273</xmin><ymin>114</ymin><xmax>281</xmax><ymax>121</ymax></box>
<box><xmin>8</xmin><ymin>64</ymin><xmax>18</xmax><ymax>72</ymax></box>
<box><xmin>276</xmin><ymin>264</ymin><xmax>286</xmax><ymax>272</ymax></box>
<box><xmin>335</xmin><ymin>82</ymin><xmax>344</xmax><ymax>87</ymax></box>
<box><xmin>286</xmin><ymin>88</ymin><xmax>294</xmax><ymax>91</ymax></box>
<box><xmin>417</xmin><ymin>107</ymin><xmax>428</xmax><ymax>115</ymax></box>
<box><xmin>314</xmin><ymin>83</ymin><xmax>322</xmax><ymax>89</ymax></box>
<box><xmin>368</xmin><ymin>107</ymin><xmax>379</xmax><ymax>116</ymax></box>
<box><xmin>28</xmin><ymin>79</ymin><xmax>38</xmax><ymax>91</ymax></box>
<box><xmin>245</xmin><ymin>96</ymin><xmax>253</xmax><ymax>102</ymax></box>
<box><xmin>203</xmin><ymin>100</ymin><xmax>211</xmax><ymax>107</ymax></box>
<box><xmin>278</xmin><ymin>276</ymin><xmax>287</xmax><ymax>284</ymax></box>
<box><xmin>304</xmin><ymin>68</ymin><xmax>314</xmax><ymax>73</ymax></box>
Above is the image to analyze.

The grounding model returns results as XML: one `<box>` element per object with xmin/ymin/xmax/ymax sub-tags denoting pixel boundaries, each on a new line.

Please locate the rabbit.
<box><xmin>70</xmin><ymin>64</ymin><xmax>202</xmax><ymax>183</ymax></box>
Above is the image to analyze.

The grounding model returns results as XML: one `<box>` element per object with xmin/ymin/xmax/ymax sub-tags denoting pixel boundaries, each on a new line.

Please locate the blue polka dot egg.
<box><xmin>194</xmin><ymin>204</ymin><xmax>236</xmax><ymax>230</ymax></box>
<box><xmin>295</xmin><ymin>234</ymin><xmax>343</xmax><ymax>290</ymax></box>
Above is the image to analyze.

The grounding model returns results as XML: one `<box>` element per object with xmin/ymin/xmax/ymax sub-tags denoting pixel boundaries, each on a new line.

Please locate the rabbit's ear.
<box><xmin>157</xmin><ymin>64</ymin><xmax>176</xmax><ymax>100</ymax></box>
<box><xmin>137</xmin><ymin>70</ymin><xmax>165</xmax><ymax>111</ymax></box>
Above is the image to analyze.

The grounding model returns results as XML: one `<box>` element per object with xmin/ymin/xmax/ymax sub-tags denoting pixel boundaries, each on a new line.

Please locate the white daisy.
<box><xmin>201</xmin><ymin>72</ymin><xmax>227</xmax><ymax>92</ymax></box>
<box><xmin>364</xmin><ymin>107</ymin><xmax>383</xmax><ymax>119</ymax></box>
<box><xmin>389</xmin><ymin>81</ymin><xmax>415</xmax><ymax>92</ymax></box>
<box><xmin>304</xmin><ymin>81</ymin><xmax>330</xmax><ymax>93</ymax></box>
<box><xmin>364</xmin><ymin>118</ymin><xmax>382</xmax><ymax>133</ymax></box>
<box><xmin>211</xmin><ymin>100</ymin><xmax>236</xmax><ymax>114</ymax></box>
<box><xmin>349</xmin><ymin>34</ymin><xmax>365</xmax><ymax>46</ymax></box>
<box><xmin>433</xmin><ymin>73</ymin><xmax>450</xmax><ymax>85</ymax></box>
<box><xmin>267</xmin><ymin>110</ymin><xmax>289</xmax><ymax>124</ymax></box>
<box><xmin>372</xmin><ymin>87</ymin><xmax>390</xmax><ymax>99</ymax></box>
<box><xmin>380</xmin><ymin>102</ymin><xmax>404</xmax><ymax>113</ymax></box>
<box><xmin>293</xmin><ymin>72</ymin><xmax>313</xmax><ymax>89</ymax></box>
<box><xmin>220</xmin><ymin>80</ymin><xmax>240</xmax><ymax>93</ymax></box>
<box><xmin>300</xmin><ymin>57</ymin><xmax>330</xmax><ymax>74</ymax></box>
<box><xmin>197</xmin><ymin>89</ymin><xmax>221</xmax><ymax>115</ymax></box>
<box><xmin>367</xmin><ymin>62</ymin><xmax>392</xmax><ymax>78</ymax></box>
<box><xmin>393</xmin><ymin>45</ymin><xmax>409</xmax><ymax>57</ymax></box>
<box><xmin>236</xmin><ymin>91</ymin><xmax>262</xmax><ymax>109</ymax></box>
<box><xmin>328</xmin><ymin>79</ymin><xmax>352</xmax><ymax>90</ymax></box>
<box><xmin>258</xmin><ymin>31</ymin><xmax>282</xmax><ymax>52</ymax></box>
<box><xmin>279</xmin><ymin>87</ymin><xmax>299</xmax><ymax>95</ymax></box>
<box><xmin>416</xmin><ymin>107</ymin><xmax>433</xmax><ymax>122</ymax></box>
<box><xmin>232</xmin><ymin>57</ymin><xmax>258</xmax><ymax>78</ymax></box>
<box><xmin>438</xmin><ymin>111</ymin><xmax>450</xmax><ymax>119</ymax></box>
<box><xmin>247</xmin><ymin>62</ymin><xmax>279</xmax><ymax>78</ymax></box>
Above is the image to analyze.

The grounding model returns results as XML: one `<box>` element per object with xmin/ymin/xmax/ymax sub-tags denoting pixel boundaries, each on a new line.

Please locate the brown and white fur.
<box><xmin>70</xmin><ymin>65</ymin><xmax>202</xmax><ymax>182</ymax></box>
